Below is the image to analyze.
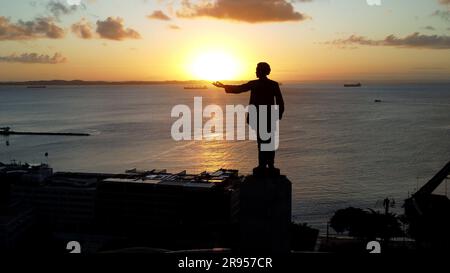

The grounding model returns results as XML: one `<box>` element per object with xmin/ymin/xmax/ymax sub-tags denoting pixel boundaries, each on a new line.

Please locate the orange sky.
<box><xmin>0</xmin><ymin>0</ymin><xmax>449</xmax><ymax>82</ymax></box>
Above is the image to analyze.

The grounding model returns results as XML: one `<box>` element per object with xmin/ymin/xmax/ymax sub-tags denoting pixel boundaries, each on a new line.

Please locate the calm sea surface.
<box><xmin>1</xmin><ymin>83</ymin><xmax>449</xmax><ymax>232</ymax></box>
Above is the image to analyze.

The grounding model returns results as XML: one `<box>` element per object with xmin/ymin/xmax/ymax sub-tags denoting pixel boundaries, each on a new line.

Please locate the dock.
<box><xmin>0</xmin><ymin>127</ymin><xmax>90</xmax><ymax>137</ymax></box>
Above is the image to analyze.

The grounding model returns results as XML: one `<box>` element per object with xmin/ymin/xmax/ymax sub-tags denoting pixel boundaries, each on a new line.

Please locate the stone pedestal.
<box><xmin>238</xmin><ymin>171</ymin><xmax>292</xmax><ymax>254</ymax></box>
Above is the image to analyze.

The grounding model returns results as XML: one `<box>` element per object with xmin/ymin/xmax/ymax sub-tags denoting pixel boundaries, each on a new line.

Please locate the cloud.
<box><xmin>326</xmin><ymin>32</ymin><xmax>450</xmax><ymax>49</ymax></box>
<box><xmin>0</xmin><ymin>52</ymin><xmax>67</xmax><ymax>64</ymax></box>
<box><xmin>147</xmin><ymin>10</ymin><xmax>171</xmax><ymax>20</ymax></box>
<box><xmin>438</xmin><ymin>0</ymin><xmax>450</xmax><ymax>5</ymax></box>
<box><xmin>0</xmin><ymin>16</ymin><xmax>65</xmax><ymax>40</ymax></box>
<box><xmin>96</xmin><ymin>17</ymin><xmax>141</xmax><ymax>40</ymax></box>
<box><xmin>67</xmin><ymin>0</ymin><xmax>82</xmax><ymax>5</ymax></box>
<box><xmin>46</xmin><ymin>1</ymin><xmax>80</xmax><ymax>19</ymax></box>
<box><xmin>71</xmin><ymin>18</ymin><xmax>94</xmax><ymax>39</ymax></box>
<box><xmin>423</xmin><ymin>25</ymin><xmax>436</xmax><ymax>31</ymax></box>
<box><xmin>432</xmin><ymin>10</ymin><xmax>450</xmax><ymax>21</ymax></box>
<box><xmin>176</xmin><ymin>0</ymin><xmax>309</xmax><ymax>23</ymax></box>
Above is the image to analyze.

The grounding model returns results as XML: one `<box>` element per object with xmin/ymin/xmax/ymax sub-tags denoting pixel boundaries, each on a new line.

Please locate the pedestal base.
<box><xmin>238</xmin><ymin>173</ymin><xmax>292</xmax><ymax>254</ymax></box>
<box><xmin>252</xmin><ymin>167</ymin><xmax>280</xmax><ymax>177</ymax></box>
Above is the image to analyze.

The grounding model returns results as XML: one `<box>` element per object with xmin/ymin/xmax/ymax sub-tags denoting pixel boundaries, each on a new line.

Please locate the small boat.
<box><xmin>344</xmin><ymin>83</ymin><xmax>361</xmax><ymax>87</ymax></box>
<box><xmin>374</xmin><ymin>99</ymin><xmax>382</xmax><ymax>103</ymax></box>
<box><xmin>27</xmin><ymin>85</ymin><xmax>47</xmax><ymax>89</ymax></box>
<box><xmin>183</xmin><ymin>85</ymin><xmax>208</xmax><ymax>90</ymax></box>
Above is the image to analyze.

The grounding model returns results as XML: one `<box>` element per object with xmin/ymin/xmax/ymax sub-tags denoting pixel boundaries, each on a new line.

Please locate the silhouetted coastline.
<box><xmin>0</xmin><ymin>80</ymin><xmax>211</xmax><ymax>86</ymax></box>
<box><xmin>1</xmin><ymin>160</ymin><xmax>448</xmax><ymax>254</ymax></box>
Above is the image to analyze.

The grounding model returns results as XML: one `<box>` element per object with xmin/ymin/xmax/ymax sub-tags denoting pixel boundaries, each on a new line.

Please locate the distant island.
<box><xmin>0</xmin><ymin>80</ymin><xmax>212</xmax><ymax>86</ymax></box>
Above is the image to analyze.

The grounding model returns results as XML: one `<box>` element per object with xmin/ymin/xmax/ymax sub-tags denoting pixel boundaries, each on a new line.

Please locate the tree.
<box><xmin>330</xmin><ymin>207</ymin><xmax>404</xmax><ymax>240</ymax></box>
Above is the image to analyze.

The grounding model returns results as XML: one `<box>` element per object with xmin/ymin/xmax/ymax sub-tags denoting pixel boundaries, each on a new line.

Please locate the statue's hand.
<box><xmin>213</xmin><ymin>81</ymin><xmax>225</xmax><ymax>88</ymax></box>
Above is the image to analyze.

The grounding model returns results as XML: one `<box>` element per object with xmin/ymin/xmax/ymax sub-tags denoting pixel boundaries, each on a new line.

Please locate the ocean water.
<box><xmin>1</xmin><ymin>83</ymin><xmax>449</xmax><ymax>232</ymax></box>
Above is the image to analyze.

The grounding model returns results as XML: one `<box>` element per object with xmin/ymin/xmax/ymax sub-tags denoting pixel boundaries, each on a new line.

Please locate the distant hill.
<box><xmin>0</xmin><ymin>80</ymin><xmax>210</xmax><ymax>86</ymax></box>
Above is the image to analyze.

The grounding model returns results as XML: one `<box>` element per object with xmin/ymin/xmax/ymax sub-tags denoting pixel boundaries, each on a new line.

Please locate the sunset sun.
<box><xmin>188</xmin><ymin>50</ymin><xmax>242</xmax><ymax>81</ymax></box>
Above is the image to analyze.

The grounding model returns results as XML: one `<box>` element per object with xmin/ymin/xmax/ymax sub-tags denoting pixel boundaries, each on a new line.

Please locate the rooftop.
<box><xmin>1</xmin><ymin>162</ymin><xmax>240</xmax><ymax>189</ymax></box>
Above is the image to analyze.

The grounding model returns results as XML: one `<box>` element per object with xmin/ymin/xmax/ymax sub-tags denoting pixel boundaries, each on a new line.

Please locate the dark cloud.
<box><xmin>0</xmin><ymin>52</ymin><xmax>66</xmax><ymax>64</ymax></box>
<box><xmin>147</xmin><ymin>10</ymin><xmax>171</xmax><ymax>21</ymax></box>
<box><xmin>46</xmin><ymin>1</ymin><xmax>80</xmax><ymax>19</ymax></box>
<box><xmin>176</xmin><ymin>0</ymin><xmax>309</xmax><ymax>23</ymax></box>
<box><xmin>168</xmin><ymin>24</ymin><xmax>181</xmax><ymax>30</ymax></box>
<box><xmin>71</xmin><ymin>18</ymin><xmax>93</xmax><ymax>39</ymax></box>
<box><xmin>96</xmin><ymin>17</ymin><xmax>141</xmax><ymax>40</ymax></box>
<box><xmin>0</xmin><ymin>16</ymin><xmax>65</xmax><ymax>40</ymax></box>
<box><xmin>326</xmin><ymin>32</ymin><xmax>450</xmax><ymax>49</ymax></box>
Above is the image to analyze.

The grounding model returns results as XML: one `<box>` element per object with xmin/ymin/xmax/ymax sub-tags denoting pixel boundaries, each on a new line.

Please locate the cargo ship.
<box><xmin>344</xmin><ymin>82</ymin><xmax>362</xmax><ymax>87</ymax></box>
<box><xmin>183</xmin><ymin>85</ymin><xmax>208</xmax><ymax>90</ymax></box>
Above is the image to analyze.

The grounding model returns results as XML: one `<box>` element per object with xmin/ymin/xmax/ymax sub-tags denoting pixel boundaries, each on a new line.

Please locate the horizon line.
<box><xmin>1</xmin><ymin>79</ymin><xmax>450</xmax><ymax>85</ymax></box>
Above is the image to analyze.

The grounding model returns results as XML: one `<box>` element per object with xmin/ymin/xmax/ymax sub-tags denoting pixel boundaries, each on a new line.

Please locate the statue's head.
<box><xmin>256</xmin><ymin>62</ymin><xmax>271</xmax><ymax>79</ymax></box>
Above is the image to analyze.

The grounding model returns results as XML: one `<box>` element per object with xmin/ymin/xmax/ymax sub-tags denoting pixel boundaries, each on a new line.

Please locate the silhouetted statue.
<box><xmin>214</xmin><ymin>62</ymin><xmax>285</xmax><ymax>173</ymax></box>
